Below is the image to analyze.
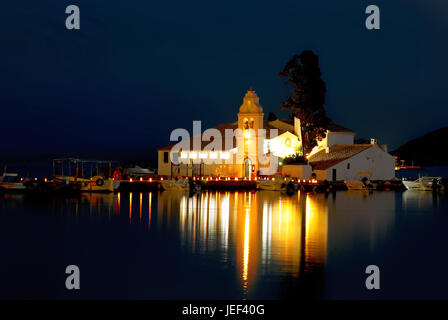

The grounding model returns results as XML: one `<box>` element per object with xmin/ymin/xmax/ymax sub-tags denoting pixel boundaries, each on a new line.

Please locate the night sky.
<box><xmin>1</xmin><ymin>0</ymin><xmax>447</xmax><ymax>159</ymax></box>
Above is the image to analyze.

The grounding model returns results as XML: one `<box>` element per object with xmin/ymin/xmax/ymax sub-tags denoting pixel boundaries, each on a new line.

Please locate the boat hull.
<box><xmin>344</xmin><ymin>180</ymin><xmax>375</xmax><ymax>190</ymax></box>
<box><xmin>402</xmin><ymin>177</ymin><xmax>442</xmax><ymax>191</ymax></box>
<box><xmin>0</xmin><ymin>182</ymin><xmax>27</xmax><ymax>191</ymax></box>
<box><xmin>160</xmin><ymin>180</ymin><xmax>190</xmax><ymax>191</ymax></box>
<box><xmin>55</xmin><ymin>176</ymin><xmax>115</xmax><ymax>193</ymax></box>
<box><xmin>256</xmin><ymin>179</ymin><xmax>298</xmax><ymax>191</ymax></box>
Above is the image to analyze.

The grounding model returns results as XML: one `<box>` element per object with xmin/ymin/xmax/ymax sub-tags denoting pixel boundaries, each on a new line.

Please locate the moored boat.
<box><xmin>402</xmin><ymin>176</ymin><xmax>443</xmax><ymax>191</ymax></box>
<box><xmin>53</xmin><ymin>158</ymin><xmax>120</xmax><ymax>193</ymax></box>
<box><xmin>56</xmin><ymin>176</ymin><xmax>116</xmax><ymax>193</ymax></box>
<box><xmin>0</xmin><ymin>173</ymin><xmax>27</xmax><ymax>191</ymax></box>
<box><xmin>160</xmin><ymin>179</ymin><xmax>190</xmax><ymax>191</ymax></box>
<box><xmin>257</xmin><ymin>175</ymin><xmax>297</xmax><ymax>191</ymax></box>
<box><xmin>345</xmin><ymin>177</ymin><xmax>375</xmax><ymax>190</ymax></box>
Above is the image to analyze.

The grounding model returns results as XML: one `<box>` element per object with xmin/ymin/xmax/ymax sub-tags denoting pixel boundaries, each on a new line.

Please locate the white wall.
<box><xmin>318</xmin><ymin>131</ymin><xmax>355</xmax><ymax>149</ymax></box>
<box><xmin>281</xmin><ymin>164</ymin><xmax>312</xmax><ymax>179</ymax></box>
<box><xmin>315</xmin><ymin>145</ymin><xmax>395</xmax><ymax>181</ymax></box>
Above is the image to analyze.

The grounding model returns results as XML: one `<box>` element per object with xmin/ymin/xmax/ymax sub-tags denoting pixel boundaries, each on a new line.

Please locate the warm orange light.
<box><xmin>149</xmin><ymin>178</ymin><xmax>152</xmax><ymax>182</ymax></box>
<box><xmin>306</xmin><ymin>145</ymin><xmax>320</xmax><ymax>159</ymax></box>
<box><xmin>161</xmin><ymin>177</ymin><xmax>164</xmax><ymax>181</ymax></box>
<box><xmin>140</xmin><ymin>177</ymin><xmax>143</xmax><ymax>181</ymax></box>
<box><xmin>130</xmin><ymin>178</ymin><xmax>133</xmax><ymax>182</ymax></box>
<box><xmin>235</xmin><ymin>177</ymin><xmax>238</xmax><ymax>181</ymax></box>
<box><xmin>44</xmin><ymin>178</ymin><xmax>47</xmax><ymax>182</ymax></box>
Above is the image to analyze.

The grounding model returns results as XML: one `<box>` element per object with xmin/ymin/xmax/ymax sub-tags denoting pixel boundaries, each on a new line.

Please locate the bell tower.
<box><xmin>237</xmin><ymin>89</ymin><xmax>264</xmax><ymax>131</ymax></box>
<box><xmin>237</xmin><ymin>89</ymin><xmax>264</xmax><ymax>177</ymax></box>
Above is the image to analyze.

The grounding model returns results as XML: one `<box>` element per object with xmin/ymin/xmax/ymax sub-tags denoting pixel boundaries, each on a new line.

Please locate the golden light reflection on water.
<box><xmin>129</xmin><ymin>192</ymin><xmax>132</xmax><ymax>223</ymax></box>
<box><xmin>0</xmin><ymin>189</ymin><xmax>405</xmax><ymax>298</ymax></box>
<box><xmin>148</xmin><ymin>192</ymin><xmax>152</xmax><ymax>230</ymax></box>
<box><xmin>305</xmin><ymin>195</ymin><xmax>328</xmax><ymax>271</ymax></box>
<box><xmin>242</xmin><ymin>198</ymin><xmax>250</xmax><ymax>294</ymax></box>
<box><xmin>40</xmin><ymin>190</ymin><xmax>330</xmax><ymax>297</ymax></box>
<box><xmin>158</xmin><ymin>190</ymin><xmax>329</xmax><ymax>297</ymax></box>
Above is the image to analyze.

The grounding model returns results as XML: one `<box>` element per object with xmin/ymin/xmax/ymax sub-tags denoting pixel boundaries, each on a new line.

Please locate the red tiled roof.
<box><xmin>308</xmin><ymin>144</ymin><xmax>372</xmax><ymax>170</ymax></box>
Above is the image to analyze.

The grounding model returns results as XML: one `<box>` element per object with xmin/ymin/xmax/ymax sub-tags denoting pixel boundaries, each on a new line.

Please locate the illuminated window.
<box><xmin>285</xmin><ymin>137</ymin><xmax>291</xmax><ymax>147</ymax></box>
<box><xmin>250</xmin><ymin>118</ymin><xmax>254</xmax><ymax>128</ymax></box>
<box><xmin>244</xmin><ymin>118</ymin><xmax>249</xmax><ymax>129</ymax></box>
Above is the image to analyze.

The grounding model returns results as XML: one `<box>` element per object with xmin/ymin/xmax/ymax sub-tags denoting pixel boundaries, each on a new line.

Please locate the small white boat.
<box><xmin>257</xmin><ymin>175</ymin><xmax>296</xmax><ymax>191</ymax></box>
<box><xmin>402</xmin><ymin>177</ymin><xmax>442</xmax><ymax>191</ymax></box>
<box><xmin>160</xmin><ymin>179</ymin><xmax>190</xmax><ymax>191</ymax></box>
<box><xmin>0</xmin><ymin>173</ymin><xmax>27</xmax><ymax>191</ymax></box>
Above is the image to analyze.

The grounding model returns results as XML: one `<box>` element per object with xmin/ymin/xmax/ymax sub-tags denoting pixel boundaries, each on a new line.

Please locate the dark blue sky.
<box><xmin>1</xmin><ymin>0</ymin><xmax>447</xmax><ymax>158</ymax></box>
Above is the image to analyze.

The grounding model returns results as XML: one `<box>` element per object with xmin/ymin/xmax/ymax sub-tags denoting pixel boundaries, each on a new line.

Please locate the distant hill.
<box><xmin>392</xmin><ymin>127</ymin><xmax>448</xmax><ymax>165</ymax></box>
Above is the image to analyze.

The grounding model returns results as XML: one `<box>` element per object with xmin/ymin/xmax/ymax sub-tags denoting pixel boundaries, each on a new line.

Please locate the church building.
<box><xmin>158</xmin><ymin>89</ymin><xmax>395</xmax><ymax>181</ymax></box>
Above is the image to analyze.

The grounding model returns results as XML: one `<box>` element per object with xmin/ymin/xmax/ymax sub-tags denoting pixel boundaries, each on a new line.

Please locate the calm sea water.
<box><xmin>1</xmin><ymin>190</ymin><xmax>447</xmax><ymax>300</ymax></box>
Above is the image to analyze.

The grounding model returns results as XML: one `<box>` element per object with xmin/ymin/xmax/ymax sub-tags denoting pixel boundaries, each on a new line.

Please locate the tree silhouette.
<box><xmin>267</xmin><ymin>112</ymin><xmax>278</xmax><ymax>121</ymax></box>
<box><xmin>279</xmin><ymin>51</ymin><xmax>330</xmax><ymax>155</ymax></box>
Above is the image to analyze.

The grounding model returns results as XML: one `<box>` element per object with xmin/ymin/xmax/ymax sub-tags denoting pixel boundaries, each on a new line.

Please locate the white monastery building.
<box><xmin>158</xmin><ymin>90</ymin><xmax>395</xmax><ymax>181</ymax></box>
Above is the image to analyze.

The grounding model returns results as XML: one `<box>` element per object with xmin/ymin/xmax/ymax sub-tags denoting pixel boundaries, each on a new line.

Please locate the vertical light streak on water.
<box><xmin>148</xmin><ymin>192</ymin><xmax>152</xmax><ymax>231</ymax></box>
<box><xmin>220</xmin><ymin>192</ymin><xmax>230</xmax><ymax>255</ymax></box>
<box><xmin>242</xmin><ymin>207</ymin><xmax>250</xmax><ymax>295</ymax></box>
<box><xmin>139</xmin><ymin>193</ymin><xmax>142</xmax><ymax>221</ymax></box>
<box><xmin>117</xmin><ymin>192</ymin><xmax>121</xmax><ymax>215</ymax></box>
<box><xmin>129</xmin><ymin>193</ymin><xmax>132</xmax><ymax>223</ymax></box>
<box><xmin>262</xmin><ymin>202</ymin><xmax>268</xmax><ymax>264</ymax></box>
<box><xmin>179</xmin><ymin>195</ymin><xmax>187</xmax><ymax>245</ymax></box>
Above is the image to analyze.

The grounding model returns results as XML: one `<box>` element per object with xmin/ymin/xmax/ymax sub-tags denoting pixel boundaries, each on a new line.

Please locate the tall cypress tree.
<box><xmin>279</xmin><ymin>50</ymin><xmax>330</xmax><ymax>155</ymax></box>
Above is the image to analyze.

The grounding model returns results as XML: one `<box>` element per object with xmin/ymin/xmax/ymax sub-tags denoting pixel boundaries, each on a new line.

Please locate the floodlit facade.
<box><xmin>308</xmin><ymin>142</ymin><xmax>395</xmax><ymax>181</ymax></box>
<box><xmin>158</xmin><ymin>89</ymin><xmax>395</xmax><ymax>180</ymax></box>
<box><xmin>158</xmin><ymin>90</ymin><xmax>302</xmax><ymax>178</ymax></box>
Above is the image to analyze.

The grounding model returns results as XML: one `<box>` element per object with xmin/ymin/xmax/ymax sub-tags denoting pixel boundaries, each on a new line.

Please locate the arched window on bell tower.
<box><xmin>244</xmin><ymin>118</ymin><xmax>249</xmax><ymax>129</ymax></box>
